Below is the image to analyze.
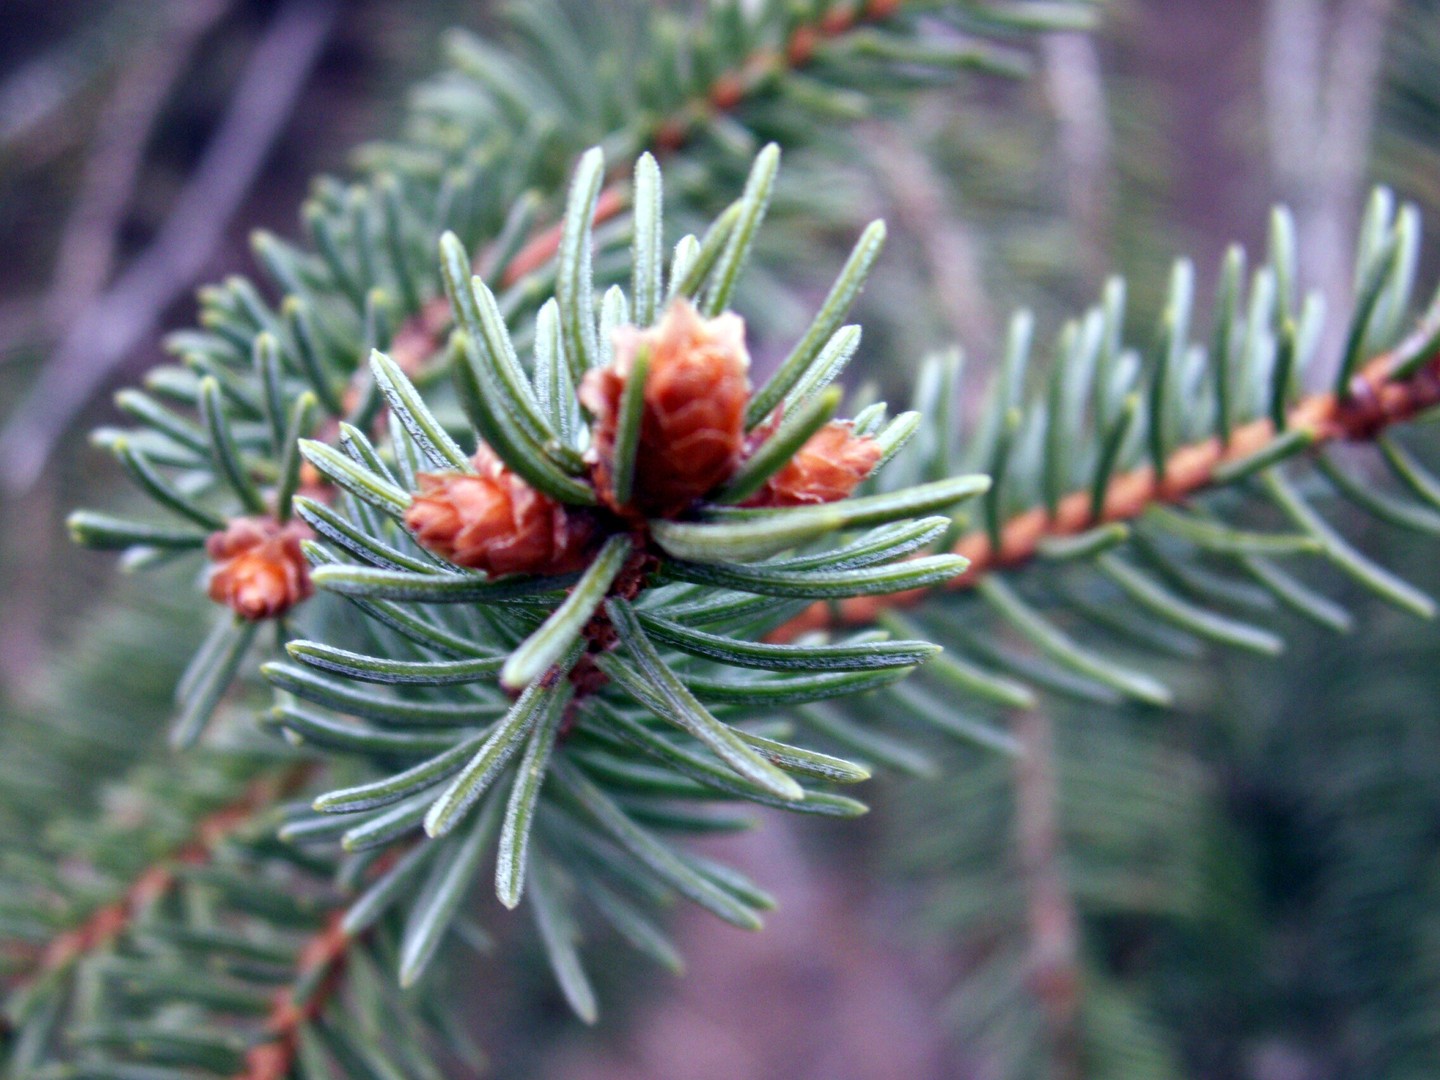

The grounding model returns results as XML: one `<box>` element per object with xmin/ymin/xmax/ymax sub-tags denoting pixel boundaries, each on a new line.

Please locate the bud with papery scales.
<box><xmin>580</xmin><ymin>300</ymin><xmax>751</xmax><ymax>518</ymax></box>
<box><xmin>744</xmin><ymin>421</ymin><xmax>882</xmax><ymax>507</ymax></box>
<box><xmin>405</xmin><ymin>446</ymin><xmax>596</xmax><ymax>577</ymax></box>
<box><xmin>207</xmin><ymin>517</ymin><xmax>314</xmax><ymax>620</ymax></box>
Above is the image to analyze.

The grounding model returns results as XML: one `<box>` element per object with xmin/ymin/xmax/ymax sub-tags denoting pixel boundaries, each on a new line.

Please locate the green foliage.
<box><xmin>265</xmin><ymin>146</ymin><xmax>991</xmax><ymax>1012</ymax></box>
<box><xmin>885</xmin><ymin>709</ymin><xmax>1204</xmax><ymax>1078</ymax></box>
<box><xmin>11</xmin><ymin>1</ymin><xmax>1440</xmax><ymax>1077</ymax></box>
<box><xmin>41</xmin><ymin>2</ymin><xmax>1093</xmax><ymax>1034</ymax></box>
<box><xmin>882</xmin><ymin>474</ymin><xmax>1440</xmax><ymax>1078</ymax></box>
<box><xmin>799</xmin><ymin>197</ymin><xmax>1440</xmax><ymax>1077</ymax></box>
<box><xmin>65</xmin><ymin>0</ymin><xmax>1094</xmax><ymax>747</ymax></box>
<box><xmin>824</xmin><ymin>192</ymin><xmax>1440</xmax><ymax>742</ymax></box>
<box><xmin>3</xmin><ymin>755</ymin><xmax>483</xmax><ymax>1080</ymax></box>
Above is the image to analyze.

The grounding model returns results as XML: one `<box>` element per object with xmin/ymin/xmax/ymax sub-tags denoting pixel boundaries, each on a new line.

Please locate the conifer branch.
<box><xmin>649</xmin><ymin>0</ymin><xmax>913</xmax><ymax>151</ymax></box>
<box><xmin>22</xmin><ymin>1</ymin><xmax>1440</xmax><ymax>1072</ymax></box>
<box><xmin>4</xmin><ymin>767</ymin><xmax>472</xmax><ymax>1079</ymax></box>
<box><xmin>772</xmin><ymin>320</ymin><xmax>1440</xmax><ymax>639</ymax></box>
<box><xmin>237</xmin><ymin>912</ymin><xmax>351</xmax><ymax>1080</ymax></box>
<box><xmin>254</xmin><ymin>148</ymin><xmax>984</xmax><ymax>1012</ymax></box>
<box><xmin>66</xmin><ymin>0</ymin><xmax>1089</xmax><ymax>747</ymax></box>
<box><xmin>6</xmin><ymin>763</ymin><xmax>309</xmax><ymax>992</ymax></box>
<box><xmin>383</xmin><ymin>0</ymin><xmax>929</xmax><ymax>380</ymax></box>
<box><xmin>60</xmin><ymin>3</ymin><xmax>1434</xmax><ymax>1065</ymax></box>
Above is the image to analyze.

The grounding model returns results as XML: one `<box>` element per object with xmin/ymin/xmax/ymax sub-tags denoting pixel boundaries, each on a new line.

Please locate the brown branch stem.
<box><xmin>1012</xmin><ymin>708</ymin><xmax>1082</xmax><ymax>1080</ymax></box>
<box><xmin>770</xmin><ymin>327</ymin><xmax>1440</xmax><ymax>640</ymax></box>
<box><xmin>384</xmin><ymin>0</ymin><xmax>913</xmax><ymax>378</ymax></box>
<box><xmin>233</xmin><ymin>841</ymin><xmax>416</xmax><ymax>1080</ymax></box>
<box><xmin>236</xmin><ymin>913</ymin><xmax>352</xmax><ymax>1080</ymax></box>
<box><xmin>6</xmin><ymin>765</ymin><xmax>310</xmax><ymax>992</ymax></box>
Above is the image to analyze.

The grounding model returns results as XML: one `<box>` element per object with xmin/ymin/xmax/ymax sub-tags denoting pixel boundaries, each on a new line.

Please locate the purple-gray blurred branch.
<box><xmin>1265</xmin><ymin>0</ymin><xmax>1395</xmax><ymax>375</ymax></box>
<box><xmin>0</xmin><ymin>0</ymin><xmax>339</xmax><ymax>492</ymax></box>
<box><xmin>1042</xmin><ymin>31</ymin><xmax>1113</xmax><ymax>288</ymax></box>
<box><xmin>865</xmin><ymin>123</ymin><xmax>999</xmax><ymax>351</ymax></box>
<box><xmin>42</xmin><ymin>0</ymin><xmax>234</xmax><ymax>335</ymax></box>
<box><xmin>1013</xmin><ymin>707</ymin><xmax>1082</xmax><ymax>1080</ymax></box>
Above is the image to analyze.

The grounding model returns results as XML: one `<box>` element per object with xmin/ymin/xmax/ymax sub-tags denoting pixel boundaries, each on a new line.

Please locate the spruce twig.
<box><xmin>5</xmin><ymin>764</ymin><xmax>310</xmax><ymax>993</ymax></box>
<box><xmin>772</xmin><ymin>329</ymin><xmax>1440</xmax><ymax>639</ymax></box>
<box><xmin>377</xmin><ymin>0</ymin><xmax>927</xmax><ymax>384</ymax></box>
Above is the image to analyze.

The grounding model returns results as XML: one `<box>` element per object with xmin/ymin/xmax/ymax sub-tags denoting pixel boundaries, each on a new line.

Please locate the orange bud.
<box><xmin>745</xmin><ymin>421</ymin><xmax>882</xmax><ymax>507</ymax></box>
<box><xmin>580</xmin><ymin>300</ymin><xmax>751</xmax><ymax>518</ymax></box>
<box><xmin>206</xmin><ymin>518</ymin><xmax>313</xmax><ymax>620</ymax></box>
<box><xmin>240</xmin><ymin>1041</ymin><xmax>292</xmax><ymax>1080</ymax></box>
<box><xmin>405</xmin><ymin>447</ymin><xmax>595</xmax><ymax>577</ymax></box>
<box><xmin>709</xmin><ymin>73</ymin><xmax>745</xmax><ymax>111</ymax></box>
<box><xmin>787</xmin><ymin>24</ymin><xmax>819</xmax><ymax>66</ymax></box>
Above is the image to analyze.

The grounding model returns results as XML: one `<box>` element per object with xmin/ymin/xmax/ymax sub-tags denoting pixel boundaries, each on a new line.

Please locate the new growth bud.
<box><xmin>405</xmin><ymin>447</ymin><xmax>595</xmax><ymax>577</ymax></box>
<box><xmin>746</xmin><ymin>421</ymin><xmax>882</xmax><ymax>507</ymax></box>
<box><xmin>581</xmin><ymin>300</ymin><xmax>751</xmax><ymax>517</ymax></box>
<box><xmin>206</xmin><ymin>517</ymin><xmax>314</xmax><ymax>620</ymax></box>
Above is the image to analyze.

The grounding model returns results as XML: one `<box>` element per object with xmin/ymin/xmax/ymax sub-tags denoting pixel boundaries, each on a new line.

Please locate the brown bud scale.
<box><xmin>206</xmin><ymin>517</ymin><xmax>314</xmax><ymax>620</ymax></box>
<box><xmin>580</xmin><ymin>300</ymin><xmax>751</xmax><ymax>518</ymax></box>
<box><xmin>405</xmin><ymin>447</ymin><xmax>595</xmax><ymax>577</ymax></box>
<box><xmin>745</xmin><ymin>421</ymin><xmax>882</xmax><ymax>507</ymax></box>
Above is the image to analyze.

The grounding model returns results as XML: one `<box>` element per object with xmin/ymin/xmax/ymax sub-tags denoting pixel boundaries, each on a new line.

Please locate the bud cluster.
<box><xmin>404</xmin><ymin>300</ymin><xmax>881</xmax><ymax>577</ymax></box>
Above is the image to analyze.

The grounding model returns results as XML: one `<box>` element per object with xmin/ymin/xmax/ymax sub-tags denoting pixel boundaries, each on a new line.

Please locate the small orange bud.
<box><xmin>653</xmin><ymin>118</ymin><xmax>688</xmax><ymax>153</ymax></box>
<box><xmin>709</xmin><ymin>73</ymin><xmax>745</xmax><ymax>112</ymax></box>
<box><xmin>405</xmin><ymin>447</ymin><xmax>595</xmax><ymax>577</ymax></box>
<box><xmin>745</xmin><ymin>421</ymin><xmax>882</xmax><ymax>507</ymax></box>
<box><xmin>580</xmin><ymin>300</ymin><xmax>751</xmax><ymax>518</ymax></box>
<box><xmin>787</xmin><ymin>25</ymin><xmax>819</xmax><ymax>66</ymax></box>
<box><xmin>206</xmin><ymin>517</ymin><xmax>313</xmax><ymax>620</ymax></box>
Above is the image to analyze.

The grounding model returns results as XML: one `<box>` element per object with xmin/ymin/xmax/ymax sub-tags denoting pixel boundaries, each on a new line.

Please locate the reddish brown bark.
<box><xmin>378</xmin><ymin>0</ymin><xmax>915</xmax><ymax>380</ymax></box>
<box><xmin>236</xmin><ymin>913</ymin><xmax>352</xmax><ymax>1080</ymax></box>
<box><xmin>11</xmin><ymin>766</ymin><xmax>310</xmax><ymax>989</ymax></box>
<box><xmin>769</xmin><ymin>332</ymin><xmax>1440</xmax><ymax>641</ymax></box>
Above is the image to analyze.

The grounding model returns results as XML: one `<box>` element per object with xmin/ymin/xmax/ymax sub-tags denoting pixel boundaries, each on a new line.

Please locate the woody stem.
<box><xmin>382</xmin><ymin>0</ymin><xmax>917</xmax><ymax>377</ymax></box>
<box><xmin>769</xmin><ymin>329</ymin><xmax>1440</xmax><ymax>641</ymax></box>
<box><xmin>7</xmin><ymin>763</ymin><xmax>311</xmax><ymax>993</ymax></box>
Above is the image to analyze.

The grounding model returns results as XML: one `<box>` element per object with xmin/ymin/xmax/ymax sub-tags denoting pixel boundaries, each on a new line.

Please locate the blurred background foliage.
<box><xmin>3</xmin><ymin>0</ymin><xmax>1440</xmax><ymax>1076</ymax></box>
